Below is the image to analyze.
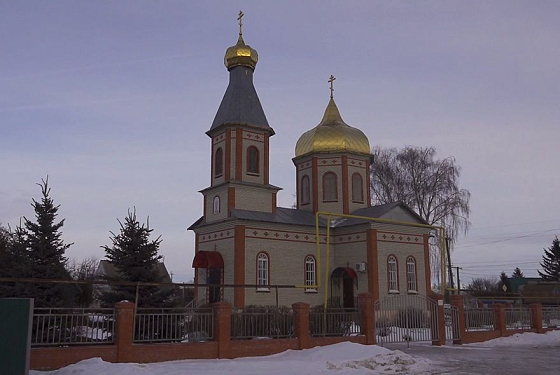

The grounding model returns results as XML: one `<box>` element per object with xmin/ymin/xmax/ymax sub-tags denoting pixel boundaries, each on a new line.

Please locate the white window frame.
<box><xmin>257</xmin><ymin>252</ymin><xmax>269</xmax><ymax>291</ymax></box>
<box><xmin>305</xmin><ymin>256</ymin><xmax>317</xmax><ymax>292</ymax></box>
<box><xmin>388</xmin><ymin>255</ymin><xmax>399</xmax><ymax>293</ymax></box>
<box><xmin>406</xmin><ymin>256</ymin><xmax>417</xmax><ymax>293</ymax></box>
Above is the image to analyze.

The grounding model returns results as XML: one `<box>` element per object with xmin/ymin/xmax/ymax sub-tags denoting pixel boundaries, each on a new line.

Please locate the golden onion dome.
<box><xmin>295</xmin><ymin>98</ymin><xmax>371</xmax><ymax>158</ymax></box>
<box><xmin>224</xmin><ymin>35</ymin><xmax>258</xmax><ymax>70</ymax></box>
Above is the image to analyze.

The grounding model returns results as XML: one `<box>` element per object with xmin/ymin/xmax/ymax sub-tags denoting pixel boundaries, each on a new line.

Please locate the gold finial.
<box><xmin>328</xmin><ymin>74</ymin><xmax>336</xmax><ymax>99</ymax></box>
<box><xmin>238</xmin><ymin>10</ymin><xmax>244</xmax><ymax>37</ymax></box>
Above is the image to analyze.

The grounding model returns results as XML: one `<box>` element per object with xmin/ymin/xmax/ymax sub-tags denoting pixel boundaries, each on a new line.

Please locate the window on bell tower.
<box><xmin>247</xmin><ymin>146</ymin><xmax>259</xmax><ymax>174</ymax></box>
<box><xmin>352</xmin><ymin>173</ymin><xmax>363</xmax><ymax>203</ymax></box>
<box><xmin>215</xmin><ymin>148</ymin><xmax>223</xmax><ymax>177</ymax></box>
<box><xmin>301</xmin><ymin>175</ymin><xmax>310</xmax><ymax>205</ymax></box>
<box><xmin>323</xmin><ymin>172</ymin><xmax>338</xmax><ymax>202</ymax></box>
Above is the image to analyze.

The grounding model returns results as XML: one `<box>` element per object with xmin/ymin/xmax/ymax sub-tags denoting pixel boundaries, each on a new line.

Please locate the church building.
<box><xmin>189</xmin><ymin>16</ymin><xmax>432</xmax><ymax>308</ymax></box>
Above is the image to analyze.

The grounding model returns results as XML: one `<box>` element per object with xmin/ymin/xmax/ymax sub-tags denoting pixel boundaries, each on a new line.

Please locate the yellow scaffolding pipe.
<box><xmin>313</xmin><ymin>211</ymin><xmax>448</xmax><ymax>309</ymax></box>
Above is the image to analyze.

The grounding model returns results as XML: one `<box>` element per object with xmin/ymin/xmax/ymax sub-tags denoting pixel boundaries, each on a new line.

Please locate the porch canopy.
<box><xmin>192</xmin><ymin>251</ymin><xmax>224</xmax><ymax>269</ymax></box>
<box><xmin>331</xmin><ymin>267</ymin><xmax>357</xmax><ymax>279</ymax></box>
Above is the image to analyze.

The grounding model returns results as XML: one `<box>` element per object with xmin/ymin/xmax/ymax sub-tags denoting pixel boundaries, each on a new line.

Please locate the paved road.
<box><xmin>383</xmin><ymin>342</ymin><xmax>560</xmax><ymax>374</ymax></box>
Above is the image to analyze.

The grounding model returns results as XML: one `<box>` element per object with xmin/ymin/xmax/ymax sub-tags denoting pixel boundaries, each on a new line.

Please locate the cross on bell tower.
<box><xmin>328</xmin><ymin>74</ymin><xmax>336</xmax><ymax>99</ymax></box>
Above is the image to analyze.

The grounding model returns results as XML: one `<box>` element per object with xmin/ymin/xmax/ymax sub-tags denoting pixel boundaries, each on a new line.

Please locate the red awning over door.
<box><xmin>192</xmin><ymin>251</ymin><xmax>224</xmax><ymax>269</ymax></box>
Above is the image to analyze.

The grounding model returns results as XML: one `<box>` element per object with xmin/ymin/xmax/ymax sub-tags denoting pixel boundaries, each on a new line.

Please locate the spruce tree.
<box><xmin>539</xmin><ymin>237</ymin><xmax>560</xmax><ymax>281</ymax></box>
<box><xmin>21</xmin><ymin>178</ymin><xmax>76</xmax><ymax>306</ymax></box>
<box><xmin>511</xmin><ymin>267</ymin><xmax>524</xmax><ymax>278</ymax></box>
<box><xmin>100</xmin><ymin>209</ymin><xmax>174</xmax><ymax>307</ymax></box>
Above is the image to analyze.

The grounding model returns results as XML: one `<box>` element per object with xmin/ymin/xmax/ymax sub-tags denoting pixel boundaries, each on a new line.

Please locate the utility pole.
<box><xmin>445</xmin><ymin>237</ymin><xmax>454</xmax><ymax>291</ymax></box>
<box><xmin>455</xmin><ymin>266</ymin><xmax>462</xmax><ymax>292</ymax></box>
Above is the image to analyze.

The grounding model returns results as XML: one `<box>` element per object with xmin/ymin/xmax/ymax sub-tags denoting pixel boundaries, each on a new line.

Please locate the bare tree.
<box><xmin>67</xmin><ymin>256</ymin><xmax>99</xmax><ymax>281</ymax></box>
<box><xmin>467</xmin><ymin>276</ymin><xmax>499</xmax><ymax>293</ymax></box>
<box><xmin>370</xmin><ymin>146</ymin><xmax>471</xmax><ymax>285</ymax></box>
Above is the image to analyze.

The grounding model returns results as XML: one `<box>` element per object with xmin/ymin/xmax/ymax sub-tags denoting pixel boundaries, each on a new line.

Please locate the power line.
<box><xmin>467</xmin><ymin>218</ymin><xmax>560</xmax><ymax>231</ymax></box>
<box><xmin>455</xmin><ymin>227</ymin><xmax>560</xmax><ymax>249</ymax></box>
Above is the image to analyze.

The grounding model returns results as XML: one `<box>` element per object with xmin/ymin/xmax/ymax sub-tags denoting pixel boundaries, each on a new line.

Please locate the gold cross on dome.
<box><xmin>328</xmin><ymin>74</ymin><xmax>336</xmax><ymax>98</ymax></box>
<box><xmin>238</xmin><ymin>10</ymin><xmax>244</xmax><ymax>36</ymax></box>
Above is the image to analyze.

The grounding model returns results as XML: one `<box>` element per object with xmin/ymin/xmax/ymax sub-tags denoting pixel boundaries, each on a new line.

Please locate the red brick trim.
<box><xmin>423</xmin><ymin>234</ymin><xmax>432</xmax><ymax>294</ymax></box>
<box><xmin>203</xmin><ymin>195</ymin><xmax>207</xmax><ymax>223</ymax></box>
<box><xmin>228</xmin><ymin>187</ymin><xmax>235</xmax><ymax>216</ymax></box>
<box><xmin>272</xmin><ymin>192</ymin><xmax>277</xmax><ymax>214</ymax></box>
<box><xmin>342</xmin><ymin>155</ymin><xmax>349</xmax><ymax>214</ymax></box>
<box><xmin>312</xmin><ymin>157</ymin><xmax>318</xmax><ymax>213</ymax></box>
<box><xmin>234</xmin><ymin>225</ymin><xmax>245</xmax><ymax>308</ymax></box>
<box><xmin>235</xmin><ymin>128</ymin><xmax>243</xmax><ymax>180</ymax></box>
<box><xmin>366</xmin><ymin>160</ymin><xmax>371</xmax><ymax>207</ymax></box>
<box><xmin>366</xmin><ymin>229</ymin><xmax>379</xmax><ymax>301</ymax></box>
<box><xmin>264</xmin><ymin>133</ymin><xmax>269</xmax><ymax>184</ymax></box>
<box><xmin>225</xmin><ymin>129</ymin><xmax>231</xmax><ymax>181</ymax></box>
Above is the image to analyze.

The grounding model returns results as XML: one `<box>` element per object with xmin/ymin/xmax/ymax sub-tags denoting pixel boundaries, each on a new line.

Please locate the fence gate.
<box><xmin>374</xmin><ymin>294</ymin><xmax>439</xmax><ymax>346</ymax></box>
<box><xmin>445</xmin><ymin>305</ymin><xmax>461</xmax><ymax>342</ymax></box>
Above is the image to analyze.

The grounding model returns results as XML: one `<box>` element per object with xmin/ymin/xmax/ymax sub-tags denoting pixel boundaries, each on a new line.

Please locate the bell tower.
<box><xmin>293</xmin><ymin>76</ymin><xmax>373</xmax><ymax>214</ymax></box>
<box><xmin>202</xmin><ymin>12</ymin><xmax>280</xmax><ymax>224</ymax></box>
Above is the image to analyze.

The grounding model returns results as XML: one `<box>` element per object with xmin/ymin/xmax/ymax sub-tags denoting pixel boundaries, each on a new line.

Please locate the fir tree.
<box><xmin>99</xmin><ymin>209</ymin><xmax>174</xmax><ymax>307</ymax></box>
<box><xmin>20</xmin><ymin>178</ymin><xmax>76</xmax><ymax>306</ymax></box>
<box><xmin>511</xmin><ymin>267</ymin><xmax>524</xmax><ymax>278</ymax></box>
<box><xmin>539</xmin><ymin>236</ymin><xmax>560</xmax><ymax>281</ymax></box>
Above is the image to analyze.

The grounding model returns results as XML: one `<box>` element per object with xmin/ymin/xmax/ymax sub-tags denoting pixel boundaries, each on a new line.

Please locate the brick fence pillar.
<box><xmin>449</xmin><ymin>295</ymin><xmax>466</xmax><ymax>344</ymax></box>
<box><xmin>115</xmin><ymin>301</ymin><xmax>135</xmax><ymax>363</ymax></box>
<box><xmin>529</xmin><ymin>303</ymin><xmax>544</xmax><ymax>333</ymax></box>
<box><xmin>292</xmin><ymin>302</ymin><xmax>311</xmax><ymax>349</ymax></box>
<box><xmin>358</xmin><ymin>293</ymin><xmax>375</xmax><ymax>345</ymax></box>
<box><xmin>493</xmin><ymin>304</ymin><xmax>507</xmax><ymax>336</ymax></box>
<box><xmin>432</xmin><ymin>297</ymin><xmax>446</xmax><ymax>346</ymax></box>
<box><xmin>213</xmin><ymin>301</ymin><xmax>232</xmax><ymax>359</ymax></box>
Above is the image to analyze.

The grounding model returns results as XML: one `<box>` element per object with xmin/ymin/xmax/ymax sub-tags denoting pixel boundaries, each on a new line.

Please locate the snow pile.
<box><xmin>470</xmin><ymin>330</ymin><xmax>560</xmax><ymax>347</ymax></box>
<box><xmin>31</xmin><ymin>342</ymin><xmax>433</xmax><ymax>375</ymax></box>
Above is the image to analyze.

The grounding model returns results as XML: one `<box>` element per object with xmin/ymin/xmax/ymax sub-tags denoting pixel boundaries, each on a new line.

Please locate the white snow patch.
<box><xmin>30</xmin><ymin>342</ymin><xmax>434</xmax><ymax>375</ymax></box>
<box><xmin>469</xmin><ymin>330</ymin><xmax>560</xmax><ymax>347</ymax></box>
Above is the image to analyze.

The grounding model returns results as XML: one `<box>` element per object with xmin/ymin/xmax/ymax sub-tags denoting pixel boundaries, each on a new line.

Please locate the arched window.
<box><xmin>247</xmin><ymin>146</ymin><xmax>259</xmax><ymax>174</ymax></box>
<box><xmin>406</xmin><ymin>256</ymin><xmax>417</xmax><ymax>292</ymax></box>
<box><xmin>323</xmin><ymin>172</ymin><xmax>338</xmax><ymax>202</ymax></box>
<box><xmin>388</xmin><ymin>255</ymin><xmax>399</xmax><ymax>292</ymax></box>
<box><xmin>257</xmin><ymin>252</ymin><xmax>269</xmax><ymax>289</ymax></box>
<box><xmin>352</xmin><ymin>173</ymin><xmax>363</xmax><ymax>203</ymax></box>
<box><xmin>214</xmin><ymin>148</ymin><xmax>223</xmax><ymax>177</ymax></box>
<box><xmin>213</xmin><ymin>196</ymin><xmax>220</xmax><ymax>214</ymax></box>
<box><xmin>301</xmin><ymin>175</ymin><xmax>310</xmax><ymax>205</ymax></box>
<box><xmin>305</xmin><ymin>256</ymin><xmax>316</xmax><ymax>291</ymax></box>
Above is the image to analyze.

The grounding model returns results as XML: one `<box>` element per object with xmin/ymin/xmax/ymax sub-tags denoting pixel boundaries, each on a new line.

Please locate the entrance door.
<box><xmin>207</xmin><ymin>268</ymin><xmax>221</xmax><ymax>304</ymax></box>
<box><xmin>343</xmin><ymin>277</ymin><xmax>354</xmax><ymax>308</ymax></box>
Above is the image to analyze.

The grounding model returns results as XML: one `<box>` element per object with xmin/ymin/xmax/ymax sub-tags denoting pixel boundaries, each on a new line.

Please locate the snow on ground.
<box><xmin>31</xmin><ymin>342</ymin><xmax>434</xmax><ymax>375</ymax></box>
<box><xmin>469</xmin><ymin>330</ymin><xmax>560</xmax><ymax>348</ymax></box>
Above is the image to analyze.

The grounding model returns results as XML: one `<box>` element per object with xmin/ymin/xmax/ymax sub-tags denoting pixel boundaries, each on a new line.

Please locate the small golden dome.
<box><xmin>295</xmin><ymin>98</ymin><xmax>371</xmax><ymax>158</ymax></box>
<box><xmin>224</xmin><ymin>35</ymin><xmax>258</xmax><ymax>70</ymax></box>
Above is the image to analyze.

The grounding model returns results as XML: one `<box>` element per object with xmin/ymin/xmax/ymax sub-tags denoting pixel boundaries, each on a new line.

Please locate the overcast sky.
<box><xmin>1</xmin><ymin>1</ymin><xmax>559</xmax><ymax>284</ymax></box>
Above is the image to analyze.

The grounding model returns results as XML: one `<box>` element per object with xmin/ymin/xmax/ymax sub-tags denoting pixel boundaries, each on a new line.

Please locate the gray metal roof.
<box><xmin>209</xmin><ymin>66</ymin><xmax>273</xmax><ymax>134</ymax></box>
<box><xmin>188</xmin><ymin>202</ymin><xmax>426</xmax><ymax>230</ymax></box>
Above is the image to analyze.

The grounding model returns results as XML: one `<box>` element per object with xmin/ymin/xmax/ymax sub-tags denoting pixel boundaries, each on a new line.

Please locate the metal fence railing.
<box><xmin>134</xmin><ymin>308</ymin><xmax>213</xmax><ymax>343</ymax></box>
<box><xmin>445</xmin><ymin>305</ymin><xmax>461</xmax><ymax>341</ymax></box>
<box><xmin>32</xmin><ymin>308</ymin><xmax>115</xmax><ymax>347</ymax></box>
<box><xmin>542</xmin><ymin>306</ymin><xmax>560</xmax><ymax>328</ymax></box>
<box><xmin>464</xmin><ymin>308</ymin><xmax>495</xmax><ymax>332</ymax></box>
<box><xmin>309</xmin><ymin>308</ymin><xmax>361</xmax><ymax>337</ymax></box>
<box><xmin>231</xmin><ymin>307</ymin><xmax>294</xmax><ymax>340</ymax></box>
<box><xmin>505</xmin><ymin>308</ymin><xmax>532</xmax><ymax>330</ymax></box>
